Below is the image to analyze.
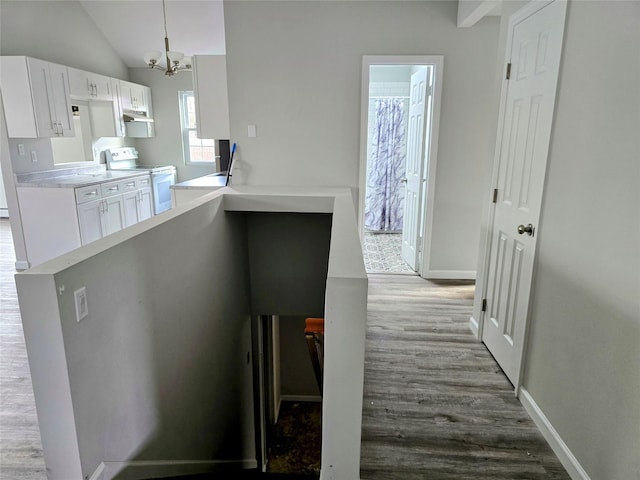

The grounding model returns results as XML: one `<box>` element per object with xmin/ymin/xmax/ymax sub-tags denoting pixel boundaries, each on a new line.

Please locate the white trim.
<box><xmin>96</xmin><ymin>459</ymin><xmax>257</xmax><ymax>480</ymax></box>
<box><xmin>423</xmin><ymin>269</ymin><xmax>476</xmax><ymax>280</ymax></box>
<box><xmin>88</xmin><ymin>462</ymin><xmax>105</xmax><ymax>480</ymax></box>
<box><xmin>519</xmin><ymin>388</ymin><xmax>591</xmax><ymax>480</ymax></box>
<box><xmin>358</xmin><ymin>55</ymin><xmax>444</xmax><ymax>284</ymax></box>
<box><xmin>469</xmin><ymin>316</ymin><xmax>479</xmax><ymax>338</ymax></box>
<box><xmin>281</xmin><ymin>394</ymin><xmax>322</xmax><ymax>403</ymax></box>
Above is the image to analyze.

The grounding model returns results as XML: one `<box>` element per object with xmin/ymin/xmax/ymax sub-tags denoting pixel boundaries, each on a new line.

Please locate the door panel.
<box><xmin>401</xmin><ymin>67</ymin><xmax>431</xmax><ymax>270</ymax></box>
<box><xmin>482</xmin><ymin>0</ymin><xmax>566</xmax><ymax>386</ymax></box>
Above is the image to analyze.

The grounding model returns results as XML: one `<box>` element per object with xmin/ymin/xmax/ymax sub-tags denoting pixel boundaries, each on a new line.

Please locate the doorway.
<box><xmin>358</xmin><ymin>56</ymin><xmax>443</xmax><ymax>277</ymax></box>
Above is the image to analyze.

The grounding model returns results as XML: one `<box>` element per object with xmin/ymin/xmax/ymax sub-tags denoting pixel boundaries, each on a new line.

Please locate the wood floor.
<box><xmin>360</xmin><ymin>274</ymin><xmax>569</xmax><ymax>479</ymax></box>
<box><xmin>0</xmin><ymin>219</ymin><xmax>47</xmax><ymax>478</ymax></box>
<box><xmin>0</xmin><ymin>220</ymin><xmax>567</xmax><ymax>479</ymax></box>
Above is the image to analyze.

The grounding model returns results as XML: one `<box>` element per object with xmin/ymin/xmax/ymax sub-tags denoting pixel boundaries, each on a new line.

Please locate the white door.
<box><xmin>123</xmin><ymin>190</ymin><xmax>139</xmax><ymax>228</ymax></box>
<box><xmin>103</xmin><ymin>195</ymin><xmax>126</xmax><ymax>236</ymax></box>
<box><xmin>482</xmin><ymin>0</ymin><xmax>567</xmax><ymax>386</ymax></box>
<box><xmin>137</xmin><ymin>187</ymin><xmax>154</xmax><ymax>221</ymax></box>
<box><xmin>401</xmin><ymin>67</ymin><xmax>431</xmax><ymax>270</ymax></box>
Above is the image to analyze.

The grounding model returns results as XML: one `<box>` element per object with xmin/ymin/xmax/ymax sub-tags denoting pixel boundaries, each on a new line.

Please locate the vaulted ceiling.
<box><xmin>79</xmin><ymin>0</ymin><xmax>226</xmax><ymax>69</ymax></box>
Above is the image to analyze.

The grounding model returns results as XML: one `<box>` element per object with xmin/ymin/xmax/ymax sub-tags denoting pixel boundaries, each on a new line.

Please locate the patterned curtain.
<box><xmin>365</xmin><ymin>98</ymin><xmax>407</xmax><ymax>232</ymax></box>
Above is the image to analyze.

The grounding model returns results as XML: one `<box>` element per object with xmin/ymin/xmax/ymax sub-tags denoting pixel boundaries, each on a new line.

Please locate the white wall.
<box><xmin>521</xmin><ymin>2</ymin><xmax>640</xmax><ymax>479</ymax></box>
<box><xmin>223</xmin><ymin>0</ymin><xmax>499</xmax><ymax>276</ymax></box>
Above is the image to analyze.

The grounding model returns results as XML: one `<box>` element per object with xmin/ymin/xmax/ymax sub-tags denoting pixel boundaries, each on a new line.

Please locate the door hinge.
<box><xmin>506</xmin><ymin>62</ymin><xmax>512</xmax><ymax>80</ymax></box>
<box><xmin>426</xmin><ymin>84</ymin><xmax>433</xmax><ymax>96</ymax></box>
<box><xmin>482</xmin><ymin>298</ymin><xmax>487</xmax><ymax>312</ymax></box>
<box><xmin>492</xmin><ymin>188</ymin><xmax>498</xmax><ymax>203</ymax></box>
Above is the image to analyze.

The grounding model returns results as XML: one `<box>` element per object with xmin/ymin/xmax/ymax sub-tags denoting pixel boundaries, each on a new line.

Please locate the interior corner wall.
<box><xmin>223</xmin><ymin>0</ymin><xmax>499</xmax><ymax>275</ymax></box>
<box><xmin>244</xmin><ymin>212</ymin><xmax>332</xmax><ymax>317</ymax></box>
<box><xmin>0</xmin><ymin>0</ymin><xmax>128</xmax><ymax>79</ymax></box>
<box><xmin>522</xmin><ymin>2</ymin><xmax>640</xmax><ymax>479</ymax></box>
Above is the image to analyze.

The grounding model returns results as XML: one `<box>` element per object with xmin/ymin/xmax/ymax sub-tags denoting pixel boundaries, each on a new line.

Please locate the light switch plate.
<box><xmin>248</xmin><ymin>124</ymin><xmax>257</xmax><ymax>138</ymax></box>
<box><xmin>74</xmin><ymin>287</ymin><xmax>88</xmax><ymax>322</ymax></box>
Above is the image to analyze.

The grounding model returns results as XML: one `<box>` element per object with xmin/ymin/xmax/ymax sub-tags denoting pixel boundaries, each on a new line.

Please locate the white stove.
<box><xmin>105</xmin><ymin>147</ymin><xmax>177</xmax><ymax>214</ymax></box>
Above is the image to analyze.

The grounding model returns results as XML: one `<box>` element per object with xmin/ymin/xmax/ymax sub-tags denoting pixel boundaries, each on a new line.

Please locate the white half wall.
<box><xmin>223</xmin><ymin>0</ymin><xmax>499</xmax><ymax>276</ymax></box>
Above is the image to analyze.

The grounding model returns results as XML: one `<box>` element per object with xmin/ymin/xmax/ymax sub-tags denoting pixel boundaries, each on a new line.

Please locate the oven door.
<box><xmin>152</xmin><ymin>170</ymin><xmax>176</xmax><ymax>214</ymax></box>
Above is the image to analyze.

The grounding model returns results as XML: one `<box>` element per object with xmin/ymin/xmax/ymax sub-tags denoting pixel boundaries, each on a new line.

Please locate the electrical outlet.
<box><xmin>74</xmin><ymin>287</ymin><xmax>88</xmax><ymax>322</ymax></box>
<box><xmin>30</xmin><ymin>151</ymin><xmax>37</xmax><ymax>163</ymax></box>
<box><xmin>17</xmin><ymin>144</ymin><xmax>25</xmax><ymax>156</ymax></box>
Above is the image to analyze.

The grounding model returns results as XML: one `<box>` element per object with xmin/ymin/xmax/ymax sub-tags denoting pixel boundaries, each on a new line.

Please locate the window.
<box><xmin>179</xmin><ymin>91</ymin><xmax>216</xmax><ymax>165</ymax></box>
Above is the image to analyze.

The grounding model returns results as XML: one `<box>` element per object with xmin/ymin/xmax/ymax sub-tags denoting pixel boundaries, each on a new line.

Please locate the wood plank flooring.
<box><xmin>0</xmin><ymin>219</ymin><xmax>47</xmax><ymax>478</ymax></box>
<box><xmin>0</xmin><ymin>220</ymin><xmax>567</xmax><ymax>479</ymax></box>
<box><xmin>360</xmin><ymin>274</ymin><xmax>569</xmax><ymax>479</ymax></box>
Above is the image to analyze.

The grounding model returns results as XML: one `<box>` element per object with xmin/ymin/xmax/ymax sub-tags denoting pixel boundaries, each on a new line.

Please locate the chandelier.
<box><xmin>143</xmin><ymin>0</ymin><xmax>192</xmax><ymax>76</ymax></box>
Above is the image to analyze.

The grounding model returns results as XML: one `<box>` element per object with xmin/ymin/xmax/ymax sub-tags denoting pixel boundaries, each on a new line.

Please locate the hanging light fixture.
<box><xmin>143</xmin><ymin>0</ymin><xmax>192</xmax><ymax>76</ymax></box>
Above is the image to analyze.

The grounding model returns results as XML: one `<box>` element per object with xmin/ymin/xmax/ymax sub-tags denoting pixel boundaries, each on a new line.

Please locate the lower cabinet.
<box><xmin>17</xmin><ymin>174</ymin><xmax>153</xmax><ymax>267</ymax></box>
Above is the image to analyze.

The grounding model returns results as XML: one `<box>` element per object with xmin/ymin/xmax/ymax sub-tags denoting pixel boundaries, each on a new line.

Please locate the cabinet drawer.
<box><xmin>75</xmin><ymin>185</ymin><xmax>101</xmax><ymax>204</ymax></box>
<box><xmin>101</xmin><ymin>181</ymin><xmax>122</xmax><ymax>197</ymax></box>
<box><xmin>136</xmin><ymin>176</ymin><xmax>151</xmax><ymax>188</ymax></box>
<box><xmin>121</xmin><ymin>178</ymin><xmax>139</xmax><ymax>192</ymax></box>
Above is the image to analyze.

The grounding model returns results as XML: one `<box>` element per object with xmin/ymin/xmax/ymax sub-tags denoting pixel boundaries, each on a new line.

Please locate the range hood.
<box><xmin>123</xmin><ymin>111</ymin><xmax>154</xmax><ymax>123</ymax></box>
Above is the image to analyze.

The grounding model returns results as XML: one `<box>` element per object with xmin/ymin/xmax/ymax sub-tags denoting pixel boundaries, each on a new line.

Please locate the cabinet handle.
<box><xmin>126</xmin><ymin>182</ymin><xmax>136</xmax><ymax>187</ymax></box>
<box><xmin>108</xmin><ymin>186</ymin><xmax>118</xmax><ymax>191</ymax></box>
<box><xmin>85</xmin><ymin>191</ymin><xmax>98</xmax><ymax>197</ymax></box>
<box><xmin>57</xmin><ymin>122</ymin><xmax>63</xmax><ymax>136</ymax></box>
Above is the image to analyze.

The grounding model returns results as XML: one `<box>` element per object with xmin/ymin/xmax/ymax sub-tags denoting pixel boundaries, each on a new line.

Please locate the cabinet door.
<box><xmin>123</xmin><ymin>190</ymin><xmax>139</xmax><ymax>227</ymax></box>
<box><xmin>26</xmin><ymin>58</ymin><xmax>57</xmax><ymax>137</ymax></box>
<box><xmin>68</xmin><ymin>67</ymin><xmax>92</xmax><ymax>100</ymax></box>
<box><xmin>137</xmin><ymin>187</ymin><xmax>154</xmax><ymax>220</ymax></box>
<box><xmin>48</xmin><ymin>63</ymin><xmax>75</xmax><ymax>137</ymax></box>
<box><xmin>102</xmin><ymin>195</ymin><xmax>125</xmax><ymax>236</ymax></box>
<box><xmin>192</xmin><ymin>55</ymin><xmax>230</xmax><ymax>139</ymax></box>
<box><xmin>78</xmin><ymin>199</ymin><xmax>104</xmax><ymax>244</ymax></box>
<box><xmin>92</xmin><ymin>73</ymin><xmax>112</xmax><ymax>101</ymax></box>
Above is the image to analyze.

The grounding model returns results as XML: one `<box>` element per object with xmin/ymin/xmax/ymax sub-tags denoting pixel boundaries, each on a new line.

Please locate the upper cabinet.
<box><xmin>119</xmin><ymin>80</ymin><xmax>150</xmax><ymax>113</ymax></box>
<box><xmin>68</xmin><ymin>67</ymin><xmax>112</xmax><ymax>102</ymax></box>
<box><xmin>0</xmin><ymin>56</ymin><xmax>75</xmax><ymax>138</ymax></box>
<box><xmin>192</xmin><ymin>55</ymin><xmax>230</xmax><ymax>140</ymax></box>
<box><xmin>1</xmin><ymin>56</ymin><xmax>154</xmax><ymax>139</ymax></box>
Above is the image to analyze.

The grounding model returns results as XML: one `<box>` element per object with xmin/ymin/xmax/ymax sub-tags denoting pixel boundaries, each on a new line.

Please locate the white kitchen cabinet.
<box><xmin>77</xmin><ymin>198</ymin><xmax>104</xmax><ymax>244</ymax></box>
<box><xmin>17</xmin><ymin>173</ymin><xmax>152</xmax><ymax>267</ymax></box>
<box><xmin>119</xmin><ymin>80</ymin><xmax>149</xmax><ymax>112</ymax></box>
<box><xmin>192</xmin><ymin>55</ymin><xmax>230</xmax><ymax>140</ymax></box>
<box><xmin>68</xmin><ymin>67</ymin><xmax>112</xmax><ymax>101</ymax></box>
<box><xmin>0</xmin><ymin>56</ymin><xmax>75</xmax><ymax>138</ymax></box>
<box><xmin>110</xmin><ymin>78</ymin><xmax>126</xmax><ymax>137</ymax></box>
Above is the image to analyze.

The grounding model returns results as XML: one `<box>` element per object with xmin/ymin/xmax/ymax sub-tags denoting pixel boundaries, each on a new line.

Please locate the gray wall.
<box><xmin>0</xmin><ymin>1</ymin><xmax>128</xmax><ymax>79</ymax></box>
<box><xmin>522</xmin><ymin>2</ymin><xmax>640</xmax><ymax>479</ymax></box>
<box><xmin>223</xmin><ymin>0</ymin><xmax>499</xmax><ymax>275</ymax></box>
<box><xmin>244</xmin><ymin>212</ymin><xmax>332</xmax><ymax>317</ymax></box>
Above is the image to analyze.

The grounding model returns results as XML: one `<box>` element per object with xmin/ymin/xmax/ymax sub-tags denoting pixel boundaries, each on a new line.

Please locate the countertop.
<box><xmin>16</xmin><ymin>170</ymin><xmax>149</xmax><ymax>189</ymax></box>
<box><xmin>171</xmin><ymin>173</ymin><xmax>228</xmax><ymax>190</ymax></box>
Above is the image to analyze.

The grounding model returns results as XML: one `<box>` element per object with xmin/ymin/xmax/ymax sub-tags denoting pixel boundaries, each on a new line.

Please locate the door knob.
<box><xmin>517</xmin><ymin>224</ymin><xmax>534</xmax><ymax>236</ymax></box>
<box><xmin>400</xmin><ymin>178</ymin><xmax>407</xmax><ymax>183</ymax></box>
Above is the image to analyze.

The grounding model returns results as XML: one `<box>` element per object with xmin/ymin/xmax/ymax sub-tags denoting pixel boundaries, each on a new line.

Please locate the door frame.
<box><xmin>358</xmin><ymin>55</ymin><xmax>444</xmax><ymax>277</ymax></box>
<box><xmin>474</xmin><ymin>0</ymin><xmax>567</xmax><ymax>392</ymax></box>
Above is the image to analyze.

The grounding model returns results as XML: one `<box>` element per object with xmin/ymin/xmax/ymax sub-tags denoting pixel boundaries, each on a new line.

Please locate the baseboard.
<box><xmin>93</xmin><ymin>459</ymin><xmax>257</xmax><ymax>480</ymax></box>
<box><xmin>281</xmin><ymin>394</ymin><xmax>322</xmax><ymax>403</ymax></box>
<box><xmin>519</xmin><ymin>388</ymin><xmax>591</xmax><ymax>480</ymax></box>
<box><xmin>469</xmin><ymin>316</ymin><xmax>479</xmax><ymax>338</ymax></box>
<box><xmin>423</xmin><ymin>269</ymin><xmax>476</xmax><ymax>280</ymax></box>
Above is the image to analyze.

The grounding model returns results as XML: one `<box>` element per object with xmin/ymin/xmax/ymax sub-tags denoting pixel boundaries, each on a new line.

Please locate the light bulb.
<box><xmin>167</xmin><ymin>51</ymin><xmax>184</xmax><ymax>63</ymax></box>
<box><xmin>144</xmin><ymin>50</ymin><xmax>162</xmax><ymax>65</ymax></box>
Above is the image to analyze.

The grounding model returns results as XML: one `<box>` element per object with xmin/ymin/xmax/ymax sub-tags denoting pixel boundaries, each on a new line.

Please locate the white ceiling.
<box><xmin>79</xmin><ymin>0</ymin><xmax>226</xmax><ymax>69</ymax></box>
